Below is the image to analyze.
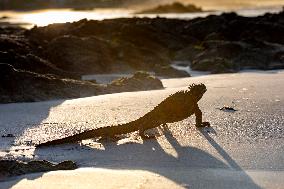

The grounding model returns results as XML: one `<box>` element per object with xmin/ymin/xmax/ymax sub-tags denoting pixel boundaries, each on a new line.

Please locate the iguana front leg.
<box><xmin>194</xmin><ymin>103</ymin><xmax>210</xmax><ymax>127</ymax></box>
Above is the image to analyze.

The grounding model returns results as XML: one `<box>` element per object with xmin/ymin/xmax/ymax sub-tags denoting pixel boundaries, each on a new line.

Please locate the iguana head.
<box><xmin>188</xmin><ymin>83</ymin><xmax>207</xmax><ymax>101</ymax></box>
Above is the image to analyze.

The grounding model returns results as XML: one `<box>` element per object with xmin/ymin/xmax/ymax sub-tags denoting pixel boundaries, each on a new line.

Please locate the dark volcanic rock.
<box><xmin>107</xmin><ymin>71</ymin><xmax>163</xmax><ymax>92</ymax></box>
<box><xmin>137</xmin><ymin>2</ymin><xmax>203</xmax><ymax>14</ymax></box>
<box><xmin>2</xmin><ymin>10</ymin><xmax>284</xmax><ymax>103</ymax></box>
<box><xmin>191</xmin><ymin>39</ymin><xmax>284</xmax><ymax>72</ymax></box>
<box><xmin>0</xmin><ymin>63</ymin><xmax>18</xmax><ymax>95</ymax></box>
<box><xmin>0</xmin><ymin>33</ymin><xmax>79</xmax><ymax>79</ymax></box>
<box><xmin>45</xmin><ymin>35</ymin><xmax>115</xmax><ymax>73</ymax></box>
<box><xmin>174</xmin><ymin>44</ymin><xmax>204</xmax><ymax>61</ymax></box>
<box><xmin>190</xmin><ymin>41</ymin><xmax>244</xmax><ymax>73</ymax></box>
<box><xmin>184</xmin><ymin>14</ymin><xmax>227</xmax><ymax>41</ymax></box>
<box><xmin>28</xmin><ymin>20</ymin><xmax>173</xmax><ymax>74</ymax></box>
<box><xmin>0</xmin><ymin>64</ymin><xmax>164</xmax><ymax>103</ymax></box>
<box><xmin>154</xmin><ymin>65</ymin><xmax>190</xmax><ymax>78</ymax></box>
<box><xmin>0</xmin><ymin>160</ymin><xmax>77</xmax><ymax>177</ymax></box>
<box><xmin>0</xmin><ymin>63</ymin><xmax>101</xmax><ymax>103</ymax></box>
<box><xmin>192</xmin><ymin>57</ymin><xmax>236</xmax><ymax>73</ymax></box>
<box><xmin>25</xmin><ymin>10</ymin><xmax>284</xmax><ymax>76</ymax></box>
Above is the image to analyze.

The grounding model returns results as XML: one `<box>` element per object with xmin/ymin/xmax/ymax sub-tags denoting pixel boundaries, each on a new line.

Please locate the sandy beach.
<box><xmin>0</xmin><ymin>70</ymin><xmax>283</xmax><ymax>188</ymax></box>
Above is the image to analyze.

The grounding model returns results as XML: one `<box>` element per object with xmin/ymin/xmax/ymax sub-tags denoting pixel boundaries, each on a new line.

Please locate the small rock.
<box><xmin>219</xmin><ymin>106</ymin><xmax>237</xmax><ymax>112</ymax></box>
<box><xmin>2</xmin><ymin>134</ymin><xmax>15</xmax><ymax>138</ymax></box>
<box><xmin>0</xmin><ymin>160</ymin><xmax>77</xmax><ymax>177</ymax></box>
<box><xmin>108</xmin><ymin>71</ymin><xmax>164</xmax><ymax>92</ymax></box>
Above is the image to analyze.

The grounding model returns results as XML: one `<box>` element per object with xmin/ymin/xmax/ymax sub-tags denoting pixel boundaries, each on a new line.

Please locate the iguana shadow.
<box><xmin>4</xmin><ymin>126</ymin><xmax>261</xmax><ymax>189</ymax></box>
<box><xmin>90</xmin><ymin>126</ymin><xmax>261</xmax><ymax>189</ymax></box>
<box><xmin>130</xmin><ymin>126</ymin><xmax>261</xmax><ymax>189</ymax></box>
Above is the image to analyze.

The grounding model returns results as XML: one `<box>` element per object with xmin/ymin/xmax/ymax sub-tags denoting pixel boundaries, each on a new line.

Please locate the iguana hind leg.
<box><xmin>97</xmin><ymin>135</ymin><xmax>121</xmax><ymax>143</ymax></box>
<box><xmin>139</xmin><ymin>128</ymin><xmax>155</xmax><ymax>139</ymax></box>
<box><xmin>139</xmin><ymin>125</ymin><xmax>157</xmax><ymax>140</ymax></box>
<box><xmin>194</xmin><ymin>104</ymin><xmax>210</xmax><ymax>127</ymax></box>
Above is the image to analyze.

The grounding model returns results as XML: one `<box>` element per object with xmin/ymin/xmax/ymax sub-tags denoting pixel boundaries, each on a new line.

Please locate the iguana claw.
<box><xmin>196</xmin><ymin>122</ymin><xmax>210</xmax><ymax>128</ymax></box>
<box><xmin>140</xmin><ymin>134</ymin><xmax>156</xmax><ymax>140</ymax></box>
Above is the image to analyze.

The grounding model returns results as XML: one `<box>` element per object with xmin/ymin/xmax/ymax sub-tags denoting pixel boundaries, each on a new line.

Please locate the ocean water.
<box><xmin>0</xmin><ymin>5</ymin><xmax>283</xmax><ymax>28</ymax></box>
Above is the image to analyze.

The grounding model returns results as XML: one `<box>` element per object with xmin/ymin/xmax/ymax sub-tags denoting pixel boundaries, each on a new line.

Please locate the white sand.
<box><xmin>0</xmin><ymin>70</ymin><xmax>284</xmax><ymax>189</ymax></box>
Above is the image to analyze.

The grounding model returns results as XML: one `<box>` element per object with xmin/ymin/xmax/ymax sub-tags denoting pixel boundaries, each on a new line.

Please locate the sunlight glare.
<box><xmin>22</xmin><ymin>10</ymin><xmax>88</xmax><ymax>26</ymax></box>
<box><xmin>22</xmin><ymin>9</ymin><xmax>131</xmax><ymax>27</ymax></box>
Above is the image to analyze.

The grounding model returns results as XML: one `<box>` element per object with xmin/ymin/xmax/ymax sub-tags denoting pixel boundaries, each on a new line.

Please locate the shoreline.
<box><xmin>0</xmin><ymin>5</ymin><xmax>283</xmax><ymax>29</ymax></box>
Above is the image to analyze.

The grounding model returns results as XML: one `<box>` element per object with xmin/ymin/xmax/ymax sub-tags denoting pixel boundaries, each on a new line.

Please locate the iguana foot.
<box><xmin>140</xmin><ymin>134</ymin><xmax>156</xmax><ymax>140</ymax></box>
<box><xmin>195</xmin><ymin>122</ymin><xmax>210</xmax><ymax>128</ymax></box>
<box><xmin>97</xmin><ymin>135</ymin><xmax>121</xmax><ymax>142</ymax></box>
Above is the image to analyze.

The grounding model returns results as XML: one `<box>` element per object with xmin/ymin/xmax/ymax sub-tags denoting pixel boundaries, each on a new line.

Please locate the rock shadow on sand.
<box><xmin>0</xmin><ymin>99</ymin><xmax>67</xmax><ymax>183</ymax></box>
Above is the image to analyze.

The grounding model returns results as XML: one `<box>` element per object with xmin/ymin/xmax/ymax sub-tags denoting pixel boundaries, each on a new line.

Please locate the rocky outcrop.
<box><xmin>137</xmin><ymin>2</ymin><xmax>203</xmax><ymax>14</ymax></box>
<box><xmin>107</xmin><ymin>71</ymin><xmax>163</xmax><ymax>93</ymax></box>
<box><xmin>0</xmin><ymin>160</ymin><xmax>77</xmax><ymax>178</ymax></box>
<box><xmin>154</xmin><ymin>65</ymin><xmax>190</xmax><ymax>78</ymax></box>
<box><xmin>25</xmin><ymin>11</ymin><xmax>284</xmax><ymax>75</ymax></box>
<box><xmin>0</xmin><ymin>63</ymin><xmax>101</xmax><ymax>103</ymax></box>
<box><xmin>45</xmin><ymin>35</ymin><xmax>115</xmax><ymax>74</ymax></box>
<box><xmin>1</xmin><ymin>10</ymin><xmax>284</xmax><ymax>103</ymax></box>
<box><xmin>175</xmin><ymin>11</ymin><xmax>284</xmax><ymax>72</ymax></box>
<box><xmin>26</xmin><ymin>19</ymin><xmax>175</xmax><ymax>75</ymax></box>
<box><xmin>0</xmin><ymin>64</ymin><xmax>163</xmax><ymax>103</ymax></box>
<box><xmin>0</xmin><ymin>33</ymin><xmax>79</xmax><ymax>79</ymax></box>
<box><xmin>192</xmin><ymin>57</ymin><xmax>236</xmax><ymax>74</ymax></box>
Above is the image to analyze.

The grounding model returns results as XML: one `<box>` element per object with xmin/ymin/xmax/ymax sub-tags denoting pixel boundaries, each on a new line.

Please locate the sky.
<box><xmin>0</xmin><ymin>0</ymin><xmax>283</xmax><ymax>11</ymax></box>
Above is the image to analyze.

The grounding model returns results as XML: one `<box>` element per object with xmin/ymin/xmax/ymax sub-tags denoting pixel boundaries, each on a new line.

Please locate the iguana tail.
<box><xmin>36</xmin><ymin>119</ymin><xmax>141</xmax><ymax>148</ymax></box>
<box><xmin>36</xmin><ymin>129</ymin><xmax>98</xmax><ymax>147</ymax></box>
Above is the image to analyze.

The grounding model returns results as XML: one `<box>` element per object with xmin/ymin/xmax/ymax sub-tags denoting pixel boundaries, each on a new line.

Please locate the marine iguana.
<box><xmin>36</xmin><ymin>83</ymin><xmax>209</xmax><ymax>147</ymax></box>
